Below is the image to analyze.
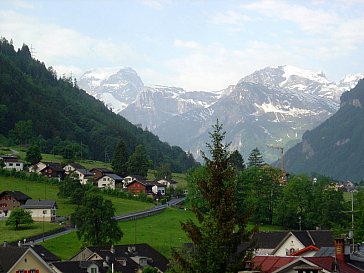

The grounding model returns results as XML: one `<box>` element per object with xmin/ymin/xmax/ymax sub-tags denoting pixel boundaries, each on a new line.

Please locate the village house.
<box><xmin>126</xmin><ymin>179</ymin><xmax>153</xmax><ymax>195</ymax></box>
<box><xmin>73</xmin><ymin>168</ymin><xmax>94</xmax><ymax>185</ymax></box>
<box><xmin>252</xmin><ymin>230</ymin><xmax>334</xmax><ymax>256</ymax></box>
<box><xmin>21</xmin><ymin>200</ymin><xmax>57</xmax><ymax>222</ymax></box>
<box><xmin>155</xmin><ymin>178</ymin><xmax>178</xmax><ymax>189</ymax></box>
<box><xmin>68</xmin><ymin>243</ymin><xmax>169</xmax><ymax>273</ymax></box>
<box><xmin>40</xmin><ymin>163</ymin><xmax>65</xmax><ymax>181</ymax></box>
<box><xmin>123</xmin><ymin>175</ymin><xmax>147</xmax><ymax>187</ymax></box>
<box><xmin>0</xmin><ymin>190</ymin><xmax>31</xmax><ymax>217</ymax></box>
<box><xmin>0</xmin><ymin>244</ymin><xmax>55</xmax><ymax>273</ymax></box>
<box><xmin>63</xmin><ymin>162</ymin><xmax>85</xmax><ymax>175</ymax></box>
<box><xmin>0</xmin><ymin>155</ymin><xmax>24</xmax><ymax>171</ymax></box>
<box><xmin>96</xmin><ymin>173</ymin><xmax>123</xmax><ymax>190</ymax></box>
<box><xmin>151</xmin><ymin>182</ymin><xmax>166</xmax><ymax>196</ymax></box>
<box><xmin>90</xmin><ymin>168</ymin><xmax>114</xmax><ymax>180</ymax></box>
<box><xmin>28</xmin><ymin>161</ymin><xmax>48</xmax><ymax>173</ymax></box>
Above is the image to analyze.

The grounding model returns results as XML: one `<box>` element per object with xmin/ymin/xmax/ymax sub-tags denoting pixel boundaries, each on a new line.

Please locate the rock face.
<box><xmin>79</xmin><ymin>65</ymin><xmax>363</xmax><ymax>162</ymax></box>
<box><xmin>284</xmin><ymin>79</ymin><xmax>364</xmax><ymax>182</ymax></box>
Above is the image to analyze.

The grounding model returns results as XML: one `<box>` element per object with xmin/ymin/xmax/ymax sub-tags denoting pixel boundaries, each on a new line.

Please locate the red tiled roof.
<box><xmin>253</xmin><ymin>256</ymin><xmax>296</xmax><ymax>273</ymax></box>
<box><xmin>289</xmin><ymin>245</ymin><xmax>319</xmax><ymax>256</ymax></box>
<box><xmin>306</xmin><ymin>257</ymin><xmax>361</xmax><ymax>273</ymax></box>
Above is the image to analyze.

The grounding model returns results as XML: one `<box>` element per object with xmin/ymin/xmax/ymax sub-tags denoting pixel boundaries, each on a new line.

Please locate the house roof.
<box><xmin>0</xmin><ymin>246</ymin><xmax>27</xmax><ymax>272</ymax></box>
<box><xmin>289</xmin><ymin>245</ymin><xmax>319</xmax><ymax>256</ymax></box>
<box><xmin>0</xmin><ymin>190</ymin><xmax>31</xmax><ymax>202</ymax></box>
<box><xmin>75</xmin><ymin>168</ymin><xmax>93</xmax><ymax>176</ymax></box>
<box><xmin>253</xmin><ymin>230</ymin><xmax>334</xmax><ymax>251</ymax></box>
<box><xmin>152</xmin><ymin>182</ymin><xmax>167</xmax><ymax>187</ymax></box>
<box><xmin>155</xmin><ymin>178</ymin><xmax>178</xmax><ymax>184</ymax></box>
<box><xmin>21</xmin><ymin>199</ymin><xmax>57</xmax><ymax>209</ymax></box>
<box><xmin>85</xmin><ymin>243</ymin><xmax>169</xmax><ymax>272</ymax></box>
<box><xmin>43</xmin><ymin>162</ymin><xmax>64</xmax><ymax>172</ymax></box>
<box><xmin>51</xmin><ymin>260</ymin><xmax>109</xmax><ymax>273</ymax></box>
<box><xmin>126</xmin><ymin>175</ymin><xmax>147</xmax><ymax>180</ymax></box>
<box><xmin>127</xmin><ymin>179</ymin><xmax>152</xmax><ymax>187</ymax></box>
<box><xmin>30</xmin><ymin>245</ymin><xmax>60</xmax><ymax>263</ymax></box>
<box><xmin>65</xmin><ymin>163</ymin><xmax>85</xmax><ymax>169</ymax></box>
<box><xmin>90</xmin><ymin>168</ymin><xmax>113</xmax><ymax>173</ymax></box>
<box><xmin>253</xmin><ymin>255</ymin><xmax>362</xmax><ymax>273</ymax></box>
<box><xmin>0</xmin><ymin>155</ymin><xmax>19</xmax><ymax>162</ymax></box>
<box><xmin>102</xmin><ymin>173</ymin><xmax>123</xmax><ymax>181</ymax></box>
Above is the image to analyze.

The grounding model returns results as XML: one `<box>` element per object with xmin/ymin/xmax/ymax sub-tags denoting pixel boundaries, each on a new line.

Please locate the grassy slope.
<box><xmin>42</xmin><ymin>208</ymin><xmax>283</xmax><ymax>260</ymax></box>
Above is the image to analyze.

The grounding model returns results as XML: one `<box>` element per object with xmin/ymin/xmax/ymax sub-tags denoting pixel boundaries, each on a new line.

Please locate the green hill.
<box><xmin>284</xmin><ymin>79</ymin><xmax>364</xmax><ymax>182</ymax></box>
<box><xmin>0</xmin><ymin>38</ymin><xmax>196</xmax><ymax>172</ymax></box>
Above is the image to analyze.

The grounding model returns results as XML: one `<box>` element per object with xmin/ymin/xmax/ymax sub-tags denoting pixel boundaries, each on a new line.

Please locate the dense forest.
<box><xmin>284</xmin><ymin>79</ymin><xmax>364</xmax><ymax>182</ymax></box>
<box><xmin>0</xmin><ymin>38</ymin><xmax>197</xmax><ymax>172</ymax></box>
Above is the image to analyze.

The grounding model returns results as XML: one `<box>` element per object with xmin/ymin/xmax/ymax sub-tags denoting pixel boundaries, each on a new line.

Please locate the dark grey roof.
<box><xmin>30</xmin><ymin>245</ymin><xmax>60</xmax><ymax>262</ymax></box>
<box><xmin>0</xmin><ymin>246</ymin><xmax>27</xmax><ymax>272</ymax></box>
<box><xmin>51</xmin><ymin>261</ymin><xmax>108</xmax><ymax>273</ymax></box>
<box><xmin>45</xmin><ymin>162</ymin><xmax>64</xmax><ymax>172</ymax></box>
<box><xmin>252</xmin><ymin>230</ymin><xmax>334</xmax><ymax>250</ymax></box>
<box><xmin>127</xmin><ymin>175</ymin><xmax>147</xmax><ymax>180</ymax></box>
<box><xmin>21</xmin><ymin>200</ymin><xmax>57</xmax><ymax>209</ymax></box>
<box><xmin>292</xmin><ymin>230</ymin><xmax>334</xmax><ymax>247</ymax></box>
<box><xmin>76</xmin><ymin>168</ymin><xmax>93</xmax><ymax>176</ymax></box>
<box><xmin>104</xmin><ymin>173</ymin><xmax>123</xmax><ymax>181</ymax></box>
<box><xmin>252</xmin><ymin>231</ymin><xmax>288</xmax><ymax>249</ymax></box>
<box><xmin>0</xmin><ymin>191</ymin><xmax>31</xmax><ymax>202</ymax></box>
<box><xmin>86</xmin><ymin>243</ymin><xmax>169</xmax><ymax>272</ymax></box>
<box><xmin>68</xmin><ymin>163</ymin><xmax>85</xmax><ymax>169</ymax></box>
<box><xmin>314</xmin><ymin>247</ymin><xmax>335</xmax><ymax>257</ymax></box>
<box><xmin>91</xmin><ymin>168</ymin><xmax>113</xmax><ymax>173</ymax></box>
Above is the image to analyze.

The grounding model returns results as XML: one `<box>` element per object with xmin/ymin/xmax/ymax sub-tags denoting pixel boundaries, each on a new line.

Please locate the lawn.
<box><xmin>0</xmin><ymin>220</ymin><xmax>61</xmax><ymax>244</ymax></box>
<box><xmin>41</xmin><ymin>207</ymin><xmax>284</xmax><ymax>260</ymax></box>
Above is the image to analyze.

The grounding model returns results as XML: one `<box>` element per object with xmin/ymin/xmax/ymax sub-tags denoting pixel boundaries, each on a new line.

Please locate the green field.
<box><xmin>0</xmin><ymin>220</ymin><xmax>61</xmax><ymax>244</ymax></box>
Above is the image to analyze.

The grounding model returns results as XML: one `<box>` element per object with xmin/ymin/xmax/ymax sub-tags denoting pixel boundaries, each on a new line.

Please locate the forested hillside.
<box><xmin>284</xmin><ymin>79</ymin><xmax>364</xmax><ymax>181</ymax></box>
<box><xmin>0</xmin><ymin>38</ymin><xmax>196</xmax><ymax>172</ymax></box>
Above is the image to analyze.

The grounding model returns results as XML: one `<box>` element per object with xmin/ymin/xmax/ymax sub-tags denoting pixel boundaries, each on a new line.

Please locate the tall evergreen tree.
<box><xmin>111</xmin><ymin>140</ymin><xmax>128</xmax><ymax>176</ymax></box>
<box><xmin>247</xmin><ymin>147</ymin><xmax>264</xmax><ymax>167</ymax></box>
<box><xmin>230</xmin><ymin>150</ymin><xmax>246</xmax><ymax>171</ymax></box>
<box><xmin>127</xmin><ymin>144</ymin><xmax>150</xmax><ymax>177</ymax></box>
<box><xmin>171</xmin><ymin>120</ymin><xmax>252</xmax><ymax>273</ymax></box>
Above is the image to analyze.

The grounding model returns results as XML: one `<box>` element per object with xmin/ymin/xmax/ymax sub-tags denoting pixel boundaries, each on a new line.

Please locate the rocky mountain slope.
<box><xmin>79</xmin><ymin>65</ymin><xmax>363</xmax><ymax>162</ymax></box>
<box><xmin>284</xmin><ymin>79</ymin><xmax>364</xmax><ymax>182</ymax></box>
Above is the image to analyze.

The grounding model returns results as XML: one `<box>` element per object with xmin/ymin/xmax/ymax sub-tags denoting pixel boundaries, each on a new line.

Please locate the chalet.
<box><xmin>126</xmin><ymin>179</ymin><xmax>153</xmax><ymax>195</ymax></box>
<box><xmin>0</xmin><ymin>190</ymin><xmax>31</xmax><ymax>217</ymax></box>
<box><xmin>123</xmin><ymin>175</ymin><xmax>147</xmax><ymax>187</ymax></box>
<box><xmin>21</xmin><ymin>200</ymin><xmax>57</xmax><ymax>222</ymax></box>
<box><xmin>40</xmin><ymin>163</ymin><xmax>65</xmax><ymax>181</ymax></box>
<box><xmin>0</xmin><ymin>155</ymin><xmax>23</xmax><ymax>171</ymax></box>
<box><xmin>151</xmin><ymin>182</ymin><xmax>166</xmax><ymax>196</ymax></box>
<box><xmin>70</xmin><ymin>243</ymin><xmax>169</xmax><ymax>273</ymax></box>
<box><xmin>252</xmin><ymin>239</ymin><xmax>360</xmax><ymax>273</ymax></box>
<box><xmin>90</xmin><ymin>168</ymin><xmax>114</xmax><ymax>180</ymax></box>
<box><xmin>155</xmin><ymin>178</ymin><xmax>178</xmax><ymax>189</ymax></box>
<box><xmin>0</xmin><ymin>245</ymin><xmax>55</xmax><ymax>273</ymax></box>
<box><xmin>96</xmin><ymin>173</ymin><xmax>123</xmax><ymax>190</ymax></box>
<box><xmin>252</xmin><ymin>230</ymin><xmax>334</xmax><ymax>256</ymax></box>
<box><xmin>28</xmin><ymin>161</ymin><xmax>48</xmax><ymax>173</ymax></box>
<box><xmin>63</xmin><ymin>163</ymin><xmax>86</xmax><ymax>175</ymax></box>
<box><xmin>73</xmin><ymin>168</ymin><xmax>94</xmax><ymax>185</ymax></box>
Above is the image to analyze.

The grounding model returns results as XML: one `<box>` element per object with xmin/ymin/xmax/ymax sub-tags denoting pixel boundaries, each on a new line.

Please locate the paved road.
<box><xmin>26</xmin><ymin>197</ymin><xmax>185</xmax><ymax>244</ymax></box>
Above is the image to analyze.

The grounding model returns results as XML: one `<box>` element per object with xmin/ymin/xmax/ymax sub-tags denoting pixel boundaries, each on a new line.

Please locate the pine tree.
<box><xmin>247</xmin><ymin>147</ymin><xmax>264</xmax><ymax>167</ymax></box>
<box><xmin>171</xmin><ymin>120</ymin><xmax>253</xmax><ymax>273</ymax></box>
<box><xmin>230</xmin><ymin>150</ymin><xmax>246</xmax><ymax>171</ymax></box>
<box><xmin>111</xmin><ymin>140</ymin><xmax>128</xmax><ymax>176</ymax></box>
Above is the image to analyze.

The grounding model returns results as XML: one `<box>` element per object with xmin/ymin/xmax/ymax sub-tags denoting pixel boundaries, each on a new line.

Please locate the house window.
<box><xmin>9</xmin><ymin>163</ymin><xmax>13</xmax><ymax>166</ymax></box>
<box><xmin>43</xmin><ymin>210</ymin><xmax>47</xmax><ymax>214</ymax></box>
<box><xmin>29</xmin><ymin>269</ymin><xmax>38</xmax><ymax>273</ymax></box>
<box><xmin>16</xmin><ymin>270</ymin><xmax>25</xmax><ymax>273</ymax></box>
<box><xmin>91</xmin><ymin>267</ymin><xmax>97</xmax><ymax>273</ymax></box>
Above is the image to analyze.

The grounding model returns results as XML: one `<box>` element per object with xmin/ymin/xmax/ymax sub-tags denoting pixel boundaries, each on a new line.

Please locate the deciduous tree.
<box><xmin>25</xmin><ymin>145</ymin><xmax>42</xmax><ymax>165</ymax></box>
<box><xmin>6</xmin><ymin>208</ymin><xmax>33</xmax><ymax>230</ymax></box>
<box><xmin>72</xmin><ymin>193</ymin><xmax>123</xmax><ymax>245</ymax></box>
<box><xmin>127</xmin><ymin>144</ymin><xmax>150</xmax><ymax>177</ymax></box>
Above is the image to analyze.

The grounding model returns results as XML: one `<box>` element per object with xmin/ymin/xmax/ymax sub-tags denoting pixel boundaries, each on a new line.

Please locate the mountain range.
<box><xmin>79</xmin><ymin>65</ymin><xmax>364</xmax><ymax>163</ymax></box>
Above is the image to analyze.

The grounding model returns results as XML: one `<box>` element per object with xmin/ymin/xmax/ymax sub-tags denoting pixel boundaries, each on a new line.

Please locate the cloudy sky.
<box><xmin>1</xmin><ymin>0</ymin><xmax>364</xmax><ymax>91</ymax></box>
